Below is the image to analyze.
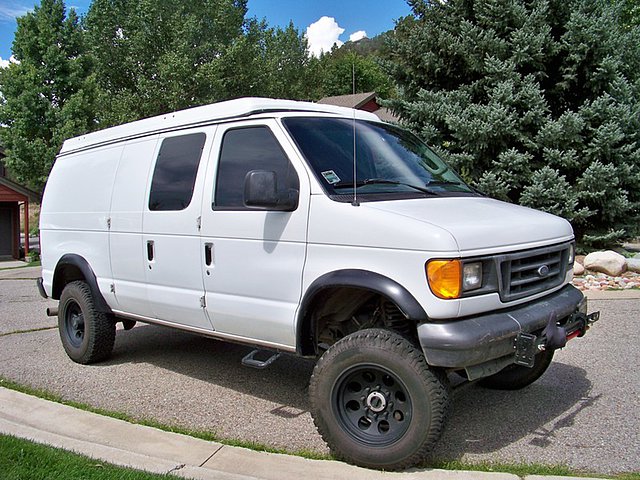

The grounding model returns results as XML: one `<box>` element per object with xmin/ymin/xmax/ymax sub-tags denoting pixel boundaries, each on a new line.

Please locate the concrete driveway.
<box><xmin>0</xmin><ymin>265</ymin><xmax>638</xmax><ymax>474</ymax></box>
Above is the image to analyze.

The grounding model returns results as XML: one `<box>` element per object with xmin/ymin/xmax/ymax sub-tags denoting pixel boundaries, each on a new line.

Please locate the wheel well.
<box><xmin>298</xmin><ymin>287</ymin><xmax>417</xmax><ymax>356</ymax></box>
<box><xmin>52</xmin><ymin>264</ymin><xmax>85</xmax><ymax>299</ymax></box>
<box><xmin>51</xmin><ymin>254</ymin><xmax>113</xmax><ymax>314</ymax></box>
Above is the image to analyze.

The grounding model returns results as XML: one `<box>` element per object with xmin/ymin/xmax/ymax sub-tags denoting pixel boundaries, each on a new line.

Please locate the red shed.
<box><xmin>0</xmin><ymin>146</ymin><xmax>40</xmax><ymax>260</ymax></box>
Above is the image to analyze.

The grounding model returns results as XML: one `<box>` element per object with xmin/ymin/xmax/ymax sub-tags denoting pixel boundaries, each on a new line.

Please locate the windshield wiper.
<box><xmin>426</xmin><ymin>179</ymin><xmax>483</xmax><ymax>195</ymax></box>
<box><xmin>334</xmin><ymin>178</ymin><xmax>437</xmax><ymax>195</ymax></box>
<box><xmin>426</xmin><ymin>180</ymin><xmax>462</xmax><ymax>187</ymax></box>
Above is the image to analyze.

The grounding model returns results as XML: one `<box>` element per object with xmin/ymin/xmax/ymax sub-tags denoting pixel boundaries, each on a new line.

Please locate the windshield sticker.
<box><xmin>321</xmin><ymin>170</ymin><xmax>341</xmax><ymax>184</ymax></box>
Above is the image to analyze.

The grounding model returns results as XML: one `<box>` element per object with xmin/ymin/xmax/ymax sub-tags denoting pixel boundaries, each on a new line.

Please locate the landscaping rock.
<box><xmin>573</xmin><ymin>262</ymin><xmax>585</xmax><ymax>275</ymax></box>
<box><xmin>626</xmin><ymin>257</ymin><xmax>640</xmax><ymax>274</ymax></box>
<box><xmin>583</xmin><ymin>250</ymin><xmax>627</xmax><ymax>276</ymax></box>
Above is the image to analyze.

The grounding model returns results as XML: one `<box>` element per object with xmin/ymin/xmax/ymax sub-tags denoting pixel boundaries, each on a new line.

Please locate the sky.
<box><xmin>0</xmin><ymin>0</ymin><xmax>413</xmax><ymax>65</ymax></box>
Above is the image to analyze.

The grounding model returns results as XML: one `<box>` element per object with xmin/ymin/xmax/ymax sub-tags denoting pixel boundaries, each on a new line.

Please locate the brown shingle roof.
<box><xmin>317</xmin><ymin>92</ymin><xmax>377</xmax><ymax>109</ymax></box>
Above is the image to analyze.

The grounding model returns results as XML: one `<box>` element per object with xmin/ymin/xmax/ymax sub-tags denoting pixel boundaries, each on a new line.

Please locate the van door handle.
<box><xmin>147</xmin><ymin>240</ymin><xmax>154</xmax><ymax>261</ymax></box>
<box><xmin>204</xmin><ymin>243</ymin><xmax>213</xmax><ymax>266</ymax></box>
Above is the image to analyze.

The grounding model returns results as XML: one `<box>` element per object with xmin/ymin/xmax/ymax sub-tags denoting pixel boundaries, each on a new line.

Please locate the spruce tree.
<box><xmin>387</xmin><ymin>0</ymin><xmax>640</xmax><ymax>246</ymax></box>
<box><xmin>0</xmin><ymin>0</ymin><xmax>97</xmax><ymax>192</ymax></box>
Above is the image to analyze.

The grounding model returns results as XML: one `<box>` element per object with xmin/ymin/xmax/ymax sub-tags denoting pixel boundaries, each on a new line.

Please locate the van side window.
<box><xmin>149</xmin><ymin>133</ymin><xmax>206</xmax><ymax>211</ymax></box>
<box><xmin>214</xmin><ymin>126</ymin><xmax>299</xmax><ymax>209</ymax></box>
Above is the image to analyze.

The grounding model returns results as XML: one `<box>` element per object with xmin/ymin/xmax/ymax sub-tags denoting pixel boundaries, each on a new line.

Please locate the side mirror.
<box><xmin>244</xmin><ymin>170</ymin><xmax>298</xmax><ymax>211</ymax></box>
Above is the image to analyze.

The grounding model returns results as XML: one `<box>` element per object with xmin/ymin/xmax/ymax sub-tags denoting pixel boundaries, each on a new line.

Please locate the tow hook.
<box><xmin>513</xmin><ymin>310</ymin><xmax>600</xmax><ymax>368</ymax></box>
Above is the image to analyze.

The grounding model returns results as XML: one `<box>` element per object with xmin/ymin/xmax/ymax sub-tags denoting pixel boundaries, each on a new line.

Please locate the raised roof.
<box><xmin>60</xmin><ymin>97</ymin><xmax>381</xmax><ymax>155</ymax></box>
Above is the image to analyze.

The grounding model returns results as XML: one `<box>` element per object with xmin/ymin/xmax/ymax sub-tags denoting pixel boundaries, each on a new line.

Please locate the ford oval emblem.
<box><xmin>537</xmin><ymin>265</ymin><xmax>550</xmax><ymax>277</ymax></box>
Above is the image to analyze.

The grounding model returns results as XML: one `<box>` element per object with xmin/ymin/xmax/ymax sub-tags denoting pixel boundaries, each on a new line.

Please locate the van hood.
<box><xmin>363</xmin><ymin>196</ymin><xmax>574</xmax><ymax>253</ymax></box>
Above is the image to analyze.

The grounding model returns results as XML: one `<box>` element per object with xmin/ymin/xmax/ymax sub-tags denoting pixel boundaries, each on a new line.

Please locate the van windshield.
<box><xmin>282</xmin><ymin>117</ymin><xmax>475</xmax><ymax>201</ymax></box>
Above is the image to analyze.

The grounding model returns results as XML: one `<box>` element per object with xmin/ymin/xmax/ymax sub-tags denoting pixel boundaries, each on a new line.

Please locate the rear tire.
<box><xmin>309</xmin><ymin>328</ymin><xmax>450</xmax><ymax>470</ymax></box>
<box><xmin>478</xmin><ymin>349</ymin><xmax>554</xmax><ymax>390</ymax></box>
<box><xmin>58</xmin><ymin>281</ymin><xmax>115</xmax><ymax>364</ymax></box>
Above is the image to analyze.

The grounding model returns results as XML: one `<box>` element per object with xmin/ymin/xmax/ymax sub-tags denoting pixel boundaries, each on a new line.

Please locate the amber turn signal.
<box><xmin>426</xmin><ymin>260</ymin><xmax>461</xmax><ymax>299</ymax></box>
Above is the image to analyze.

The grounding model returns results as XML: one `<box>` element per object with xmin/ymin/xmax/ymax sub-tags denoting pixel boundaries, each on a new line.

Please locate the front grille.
<box><xmin>499</xmin><ymin>243</ymin><xmax>570</xmax><ymax>302</ymax></box>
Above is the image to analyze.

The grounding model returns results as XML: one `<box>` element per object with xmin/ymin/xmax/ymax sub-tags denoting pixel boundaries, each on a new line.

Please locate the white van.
<box><xmin>38</xmin><ymin>97</ymin><xmax>599</xmax><ymax>470</ymax></box>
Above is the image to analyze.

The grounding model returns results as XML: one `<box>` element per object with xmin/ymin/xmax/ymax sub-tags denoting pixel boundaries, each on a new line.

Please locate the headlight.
<box><xmin>568</xmin><ymin>243</ymin><xmax>575</xmax><ymax>265</ymax></box>
<box><xmin>426</xmin><ymin>260</ymin><xmax>483</xmax><ymax>299</ymax></box>
<box><xmin>462</xmin><ymin>262</ymin><xmax>482</xmax><ymax>291</ymax></box>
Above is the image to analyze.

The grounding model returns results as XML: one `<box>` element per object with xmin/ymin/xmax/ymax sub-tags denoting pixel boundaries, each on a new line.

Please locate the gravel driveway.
<box><xmin>1</xmin><ymin>266</ymin><xmax>638</xmax><ymax>474</ymax></box>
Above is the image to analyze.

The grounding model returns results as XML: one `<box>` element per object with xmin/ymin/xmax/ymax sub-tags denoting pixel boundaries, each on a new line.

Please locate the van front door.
<box><xmin>199</xmin><ymin>120</ymin><xmax>309</xmax><ymax>349</ymax></box>
<box><xmin>142</xmin><ymin>129</ymin><xmax>214</xmax><ymax>330</ymax></box>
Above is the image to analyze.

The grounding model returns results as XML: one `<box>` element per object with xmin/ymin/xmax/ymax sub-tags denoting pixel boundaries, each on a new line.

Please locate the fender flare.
<box><xmin>52</xmin><ymin>254</ymin><xmax>112</xmax><ymax>314</ymax></box>
<box><xmin>296</xmin><ymin>269</ymin><xmax>428</xmax><ymax>355</ymax></box>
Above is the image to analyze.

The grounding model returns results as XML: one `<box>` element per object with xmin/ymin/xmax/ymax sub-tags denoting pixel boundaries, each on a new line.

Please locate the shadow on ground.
<box><xmin>102</xmin><ymin>324</ymin><xmax>594</xmax><ymax>456</ymax></box>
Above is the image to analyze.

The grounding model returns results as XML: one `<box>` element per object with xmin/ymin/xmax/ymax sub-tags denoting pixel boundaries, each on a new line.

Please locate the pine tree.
<box><xmin>386</xmin><ymin>0</ymin><xmax>640</xmax><ymax>246</ymax></box>
<box><xmin>0</xmin><ymin>0</ymin><xmax>97</xmax><ymax>191</ymax></box>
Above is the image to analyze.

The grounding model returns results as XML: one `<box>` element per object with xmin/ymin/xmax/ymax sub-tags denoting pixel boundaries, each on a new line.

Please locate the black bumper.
<box><xmin>417</xmin><ymin>284</ymin><xmax>590</xmax><ymax>370</ymax></box>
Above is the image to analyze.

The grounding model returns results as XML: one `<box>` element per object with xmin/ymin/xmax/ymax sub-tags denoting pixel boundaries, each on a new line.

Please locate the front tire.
<box><xmin>478</xmin><ymin>349</ymin><xmax>554</xmax><ymax>390</ymax></box>
<box><xmin>309</xmin><ymin>328</ymin><xmax>450</xmax><ymax>470</ymax></box>
<box><xmin>58</xmin><ymin>281</ymin><xmax>115</xmax><ymax>364</ymax></box>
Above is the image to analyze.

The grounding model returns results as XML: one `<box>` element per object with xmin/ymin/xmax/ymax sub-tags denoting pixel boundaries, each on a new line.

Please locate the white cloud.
<box><xmin>306</xmin><ymin>16</ymin><xmax>344</xmax><ymax>57</ymax></box>
<box><xmin>0</xmin><ymin>2</ymin><xmax>31</xmax><ymax>21</ymax></box>
<box><xmin>349</xmin><ymin>31</ymin><xmax>367</xmax><ymax>43</ymax></box>
<box><xmin>0</xmin><ymin>55</ymin><xmax>19</xmax><ymax>68</ymax></box>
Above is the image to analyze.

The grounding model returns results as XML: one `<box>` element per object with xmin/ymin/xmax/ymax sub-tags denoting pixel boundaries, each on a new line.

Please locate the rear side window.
<box><xmin>149</xmin><ymin>133</ymin><xmax>206</xmax><ymax>211</ymax></box>
<box><xmin>214</xmin><ymin>126</ymin><xmax>299</xmax><ymax>209</ymax></box>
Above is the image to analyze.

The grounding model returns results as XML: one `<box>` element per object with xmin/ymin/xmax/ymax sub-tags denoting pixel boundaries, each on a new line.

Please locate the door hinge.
<box><xmin>196</xmin><ymin>216</ymin><xmax>202</xmax><ymax>231</ymax></box>
<box><xmin>200</xmin><ymin>296</ymin><xmax>206</xmax><ymax>308</ymax></box>
<box><xmin>107</xmin><ymin>217</ymin><xmax>111</xmax><ymax>229</ymax></box>
<box><xmin>110</xmin><ymin>283</ymin><xmax>115</xmax><ymax>294</ymax></box>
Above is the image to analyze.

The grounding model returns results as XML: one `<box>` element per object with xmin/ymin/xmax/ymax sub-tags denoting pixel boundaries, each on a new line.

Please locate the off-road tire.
<box><xmin>58</xmin><ymin>280</ymin><xmax>115</xmax><ymax>364</ymax></box>
<box><xmin>309</xmin><ymin>328</ymin><xmax>450</xmax><ymax>470</ymax></box>
<box><xmin>478</xmin><ymin>349</ymin><xmax>554</xmax><ymax>390</ymax></box>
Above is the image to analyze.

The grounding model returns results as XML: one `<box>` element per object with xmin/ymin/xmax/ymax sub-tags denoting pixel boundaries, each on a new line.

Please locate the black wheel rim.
<box><xmin>64</xmin><ymin>301</ymin><xmax>85</xmax><ymax>348</ymax></box>
<box><xmin>333</xmin><ymin>364</ymin><xmax>412</xmax><ymax>447</ymax></box>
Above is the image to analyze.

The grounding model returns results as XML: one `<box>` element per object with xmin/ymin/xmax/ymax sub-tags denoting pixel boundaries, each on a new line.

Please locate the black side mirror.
<box><xmin>244</xmin><ymin>170</ymin><xmax>298</xmax><ymax>211</ymax></box>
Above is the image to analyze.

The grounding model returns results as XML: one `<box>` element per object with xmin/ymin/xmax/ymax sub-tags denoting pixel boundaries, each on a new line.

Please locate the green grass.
<box><xmin>0</xmin><ymin>260</ymin><xmax>41</xmax><ymax>270</ymax></box>
<box><xmin>0</xmin><ymin>434</ymin><xmax>182</xmax><ymax>480</ymax></box>
<box><xmin>429</xmin><ymin>460</ymin><xmax>588</xmax><ymax>477</ymax></box>
<box><xmin>0</xmin><ymin>326</ymin><xmax>57</xmax><ymax>338</ymax></box>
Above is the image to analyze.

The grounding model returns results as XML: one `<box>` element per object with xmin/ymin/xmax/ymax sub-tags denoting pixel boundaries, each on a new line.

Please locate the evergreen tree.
<box><xmin>0</xmin><ymin>0</ymin><xmax>97</xmax><ymax>192</ymax></box>
<box><xmin>387</xmin><ymin>0</ymin><xmax>640</xmax><ymax>245</ymax></box>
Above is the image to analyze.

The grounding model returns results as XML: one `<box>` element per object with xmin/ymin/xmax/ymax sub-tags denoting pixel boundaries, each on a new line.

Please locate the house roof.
<box><xmin>317</xmin><ymin>92</ymin><xmax>377</xmax><ymax>109</ymax></box>
<box><xmin>374</xmin><ymin>107</ymin><xmax>400</xmax><ymax>123</ymax></box>
<box><xmin>0</xmin><ymin>176</ymin><xmax>41</xmax><ymax>202</ymax></box>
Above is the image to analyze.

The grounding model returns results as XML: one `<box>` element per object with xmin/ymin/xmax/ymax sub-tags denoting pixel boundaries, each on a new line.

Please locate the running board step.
<box><xmin>241</xmin><ymin>349</ymin><xmax>281</xmax><ymax>369</ymax></box>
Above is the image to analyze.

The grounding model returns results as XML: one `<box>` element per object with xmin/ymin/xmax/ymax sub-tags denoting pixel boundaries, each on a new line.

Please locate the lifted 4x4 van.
<box><xmin>38</xmin><ymin>97</ymin><xmax>599</xmax><ymax>470</ymax></box>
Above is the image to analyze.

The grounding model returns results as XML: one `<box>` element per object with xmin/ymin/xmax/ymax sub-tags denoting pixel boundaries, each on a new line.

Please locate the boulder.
<box><xmin>583</xmin><ymin>250</ymin><xmax>627</xmax><ymax>276</ymax></box>
<box><xmin>626</xmin><ymin>257</ymin><xmax>640</xmax><ymax>274</ymax></box>
<box><xmin>573</xmin><ymin>262</ymin><xmax>585</xmax><ymax>276</ymax></box>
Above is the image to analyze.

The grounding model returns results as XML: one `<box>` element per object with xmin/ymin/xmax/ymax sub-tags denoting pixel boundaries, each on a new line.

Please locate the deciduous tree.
<box><xmin>0</xmin><ymin>0</ymin><xmax>97</xmax><ymax>191</ymax></box>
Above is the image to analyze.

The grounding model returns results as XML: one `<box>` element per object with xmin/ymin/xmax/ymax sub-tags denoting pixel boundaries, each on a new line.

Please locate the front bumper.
<box><xmin>417</xmin><ymin>285</ymin><xmax>598</xmax><ymax>376</ymax></box>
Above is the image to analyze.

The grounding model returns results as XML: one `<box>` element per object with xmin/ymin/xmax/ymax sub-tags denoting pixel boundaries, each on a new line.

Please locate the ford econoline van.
<box><xmin>38</xmin><ymin>97</ymin><xmax>599</xmax><ymax>470</ymax></box>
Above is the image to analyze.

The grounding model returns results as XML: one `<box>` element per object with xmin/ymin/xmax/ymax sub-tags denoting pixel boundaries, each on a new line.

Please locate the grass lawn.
<box><xmin>0</xmin><ymin>434</ymin><xmax>182</xmax><ymax>480</ymax></box>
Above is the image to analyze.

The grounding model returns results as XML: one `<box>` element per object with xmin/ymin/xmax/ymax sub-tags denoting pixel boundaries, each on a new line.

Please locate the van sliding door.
<box><xmin>141</xmin><ymin>128</ymin><xmax>215</xmax><ymax>330</ymax></box>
